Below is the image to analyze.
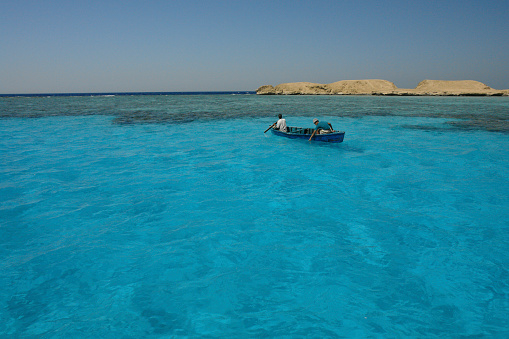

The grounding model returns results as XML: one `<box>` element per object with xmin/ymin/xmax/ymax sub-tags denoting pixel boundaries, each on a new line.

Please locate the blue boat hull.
<box><xmin>271</xmin><ymin>126</ymin><xmax>345</xmax><ymax>143</ymax></box>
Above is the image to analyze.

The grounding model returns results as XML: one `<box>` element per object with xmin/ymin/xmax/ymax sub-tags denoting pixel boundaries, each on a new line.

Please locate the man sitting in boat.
<box><xmin>309</xmin><ymin>118</ymin><xmax>333</xmax><ymax>141</ymax></box>
<box><xmin>275</xmin><ymin>114</ymin><xmax>287</xmax><ymax>132</ymax></box>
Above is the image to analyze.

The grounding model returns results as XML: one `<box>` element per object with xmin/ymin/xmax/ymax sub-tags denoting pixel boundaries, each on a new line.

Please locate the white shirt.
<box><xmin>276</xmin><ymin>118</ymin><xmax>287</xmax><ymax>132</ymax></box>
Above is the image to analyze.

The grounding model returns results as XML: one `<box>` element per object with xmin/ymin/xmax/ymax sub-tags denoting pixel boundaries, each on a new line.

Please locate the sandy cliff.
<box><xmin>256</xmin><ymin>82</ymin><xmax>329</xmax><ymax>95</ymax></box>
<box><xmin>328</xmin><ymin>80</ymin><xmax>397</xmax><ymax>94</ymax></box>
<box><xmin>391</xmin><ymin>80</ymin><xmax>504</xmax><ymax>96</ymax></box>
<box><xmin>256</xmin><ymin>79</ymin><xmax>508</xmax><ymax>96</ymax></box>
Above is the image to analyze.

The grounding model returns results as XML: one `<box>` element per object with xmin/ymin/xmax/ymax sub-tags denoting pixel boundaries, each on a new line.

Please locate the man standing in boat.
<box><xmin>309</xmin><ymin>118</ymin><xmax>333</xmax><ymax>141</ymax></box>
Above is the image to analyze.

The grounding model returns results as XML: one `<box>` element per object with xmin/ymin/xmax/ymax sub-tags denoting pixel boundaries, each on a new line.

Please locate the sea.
<box><xmin>1</xmin><ymin>93</ymin><xmax>508</xmax><ymax>337</ymax></box>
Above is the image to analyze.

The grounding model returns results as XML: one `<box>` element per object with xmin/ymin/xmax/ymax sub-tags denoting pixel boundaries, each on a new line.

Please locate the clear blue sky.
<box><xmin>1</xmin><ymin>0</ymin><xmax>508</xmax><ymax>93</ymax></box>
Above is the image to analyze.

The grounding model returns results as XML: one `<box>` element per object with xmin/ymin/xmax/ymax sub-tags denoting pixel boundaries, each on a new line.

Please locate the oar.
<box><xmin>308</xmin><ymin>129</ymin><xmax>317</xmax><ymax>141</ymax></box>
<box><xmin>264</xmin><ymin>123</ymin><xmax>276</xmax><ymax>133</ymax></box>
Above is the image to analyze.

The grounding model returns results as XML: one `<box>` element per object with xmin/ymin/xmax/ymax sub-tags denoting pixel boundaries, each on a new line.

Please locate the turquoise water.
<box><xmin>1</xmin><ymin>95</ymin><xmax>508</xmax><ymax>337</ymax></box>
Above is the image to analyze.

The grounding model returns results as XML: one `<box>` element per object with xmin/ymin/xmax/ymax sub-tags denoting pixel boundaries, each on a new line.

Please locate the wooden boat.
<box><xmin>271</xmin><ymin>126</ymin><xmax>345</xmax><ymax>143</ymax></box>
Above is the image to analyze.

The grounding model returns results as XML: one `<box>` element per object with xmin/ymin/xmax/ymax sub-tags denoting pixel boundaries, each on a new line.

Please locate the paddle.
<box><xmin>264</xmin><ymin>123</ymin><xmax>276</xmax><ymax>133</ymax></box>
<box><xmin>308</xmin><ymin>129</ymin><xmax>317</xmax><ymax>141</ymax></box>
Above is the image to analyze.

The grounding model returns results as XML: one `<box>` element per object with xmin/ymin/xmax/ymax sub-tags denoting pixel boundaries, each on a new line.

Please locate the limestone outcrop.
<box><xmin>256</xmin><ymin>85</ymin><xmax>277</xmax><ymax>95</ymax></box>
<box><xmin>274</xmin><ymin>82</ymin><xmax>330</xmax><ymax>95</ymax></box>
<box><xmin>256</xmin><ymin>79</ymin><xmax>508</xmax><ymax>96</ymax></box>
<box><xmin>392</xmin><ymin>80</ymin><xmax>503</xmax><ymax>96</ymax></box>
<box><xmin>327</xmin><ymin>79</ymin><xmax>397</xmax><ymax>94</ymax></box>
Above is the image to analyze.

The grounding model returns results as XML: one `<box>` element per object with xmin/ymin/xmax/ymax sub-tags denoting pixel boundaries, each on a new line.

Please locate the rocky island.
<box><xmin>256</xmin><ymin>79</ymin><xmax>509</xmax><ymax>96</ymax></box>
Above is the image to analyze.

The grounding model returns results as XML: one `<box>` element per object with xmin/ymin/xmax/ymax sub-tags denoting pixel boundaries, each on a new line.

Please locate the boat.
<box><xmin>271</xmin><ymin>126</ymin><xmax>345</xmax><ymax>143</ymax></box>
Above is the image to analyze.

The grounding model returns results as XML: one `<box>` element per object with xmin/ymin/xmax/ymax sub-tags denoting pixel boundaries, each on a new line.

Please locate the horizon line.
<box><xmin>0</xmin><ymin>91</ymin><xmax>256</xmax><ymax>98</ymax></box>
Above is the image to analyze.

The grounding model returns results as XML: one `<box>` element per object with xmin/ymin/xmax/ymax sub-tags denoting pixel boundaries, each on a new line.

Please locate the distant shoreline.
<box><xmin>0</xmin><ymin>91</ymin><xmax>256</xmax><ymax>98</ymax></box>
<box><xmin>257</xmin><ymin>80</ymin><xmax>509</xmax><ymax>96</ymax></box>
